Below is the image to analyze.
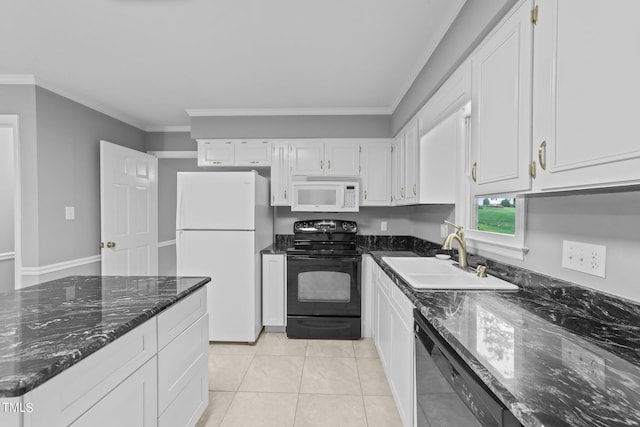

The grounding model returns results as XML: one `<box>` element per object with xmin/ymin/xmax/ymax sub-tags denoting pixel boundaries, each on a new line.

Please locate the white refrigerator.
<box><xmin>176</xmin><ymin>171</ymin><xmax>273</xmax><ymax>342</ymax></box>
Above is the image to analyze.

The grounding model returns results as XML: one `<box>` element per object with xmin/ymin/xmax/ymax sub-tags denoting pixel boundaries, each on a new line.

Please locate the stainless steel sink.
<box><xmin>381</xmin><ymin>257</ymin><xmax>518</xmax><ymax>290</ymax></box>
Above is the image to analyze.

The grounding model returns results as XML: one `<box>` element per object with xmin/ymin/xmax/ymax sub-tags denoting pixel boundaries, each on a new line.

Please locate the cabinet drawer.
<box><xmin>158</xmin><ymin>358</ymin><xmax>208</xmax><ymax>427</ymax></box>
<box><xmin>158</xmin><ymin>314</ymin><xmax>209</xmax><ymax>413</ymax></box>
<box><xmin>29</xmin><ymin>320</ymin><xmax>157</xmax><ymax>426</ymax></box>
<box><xmin>157</xmin><ymin>287</ymin><xmax>207</xmax><ymax>350</ymax></box>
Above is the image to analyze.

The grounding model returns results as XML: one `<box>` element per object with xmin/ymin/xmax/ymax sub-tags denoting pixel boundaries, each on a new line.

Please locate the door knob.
<box><xmin>106</xmin><ymin>241</ymin><xmax>116</xmax><ymax>248</ymax></box>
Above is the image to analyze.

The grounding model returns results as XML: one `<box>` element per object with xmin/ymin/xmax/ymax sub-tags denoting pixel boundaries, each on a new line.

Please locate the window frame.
<box><xmin>455</xmin><ymin>112</ymin><xmax>529</xmax><ymax>261</ymax></box>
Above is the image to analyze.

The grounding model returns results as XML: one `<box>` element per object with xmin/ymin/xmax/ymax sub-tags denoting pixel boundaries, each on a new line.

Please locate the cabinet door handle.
<box><xmin>106</xmin><ymin>241</ymin><xmax>116</xmax><ymax>249</ymax></box>
<box><xmin>413</xmin><ymin>184</ymin><xmax>416</xmax><ymax>196</ymax></box>
<box><xmin>401</xmin><ymin>187</ymin><xmax>405</xmax><ymax>198</ymax></box>
<box><xmin>530</xmin><ymin>161</ymin><xmax>537</xmax><ymax>179</ymax></box>
<box><xmin>328</xmin><ymin>160</ymin><xmax>331</xmax><ymax>169</ymax></box>
<box><xmin>538</xmin><ymin>140</ymin><xmax>547</xmax><ymax>170</ymax></box>
<box><xmin>284</xmin><ymin>190</ymin><xmax>287</xmax><ymax>200</ymax></box>
<box><xmin>364</xmin><ymin>190</ymin><xmax>367</xmax><ymax>200</ymax></box>
<box><xmin>320</xmin><ymin>160</ymin><xmax>323</xmax><ymax>169</ymax></box>
<box><xmin>471</xmin><ymin>162</ymin><xmax>477</xmax><ymax>183</ymax></box>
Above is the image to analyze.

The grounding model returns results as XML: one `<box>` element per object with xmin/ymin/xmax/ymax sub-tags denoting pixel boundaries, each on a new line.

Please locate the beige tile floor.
<box><xmin>196</xmin><ymin>333</ymin><xmax>403</xmax><ymax>427</ymax></box>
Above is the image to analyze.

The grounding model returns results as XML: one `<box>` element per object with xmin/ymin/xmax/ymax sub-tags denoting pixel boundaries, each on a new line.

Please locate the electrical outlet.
<box><xmin>380</xmin><ymin>221</ymin><xmax>388</xmax><ymax>231</ymax></box>
<box><xmin>65</xmin><ymin>206</ymin><xmax>75</xmax><ymax>220</ymax></box>
<box><xmin>440</xmin><ymin>224</ymin><xmax>449</xmax><ymax>238</ymax></box>
<box><xmin>562</xmin><ymin>240</ymin><xmax>606</xmax><ymax>278</ymax></box>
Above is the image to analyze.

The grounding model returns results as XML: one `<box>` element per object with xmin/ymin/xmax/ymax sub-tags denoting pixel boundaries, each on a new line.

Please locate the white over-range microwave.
<box><xmin>290</xmin><ymin>177</ymin><xmax>359</xmax><ymax>212</ymax></box>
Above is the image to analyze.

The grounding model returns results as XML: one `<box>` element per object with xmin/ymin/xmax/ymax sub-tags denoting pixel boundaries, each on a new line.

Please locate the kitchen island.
<box><xmin>0</xmin><ymin>275</ymin><xmax>210</xmax><ymax>427</ymax></box>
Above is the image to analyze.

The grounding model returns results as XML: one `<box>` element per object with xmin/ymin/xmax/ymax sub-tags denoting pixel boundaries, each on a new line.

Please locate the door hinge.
<box><xmin>529</xmin><ymin>161</ymin><xmax>537</xmax><ymax>179</ymax></box>
<box><xmin>531</xmin><ymin>5</ymin><xmax>539</xmax><ymax>24</ymax></box>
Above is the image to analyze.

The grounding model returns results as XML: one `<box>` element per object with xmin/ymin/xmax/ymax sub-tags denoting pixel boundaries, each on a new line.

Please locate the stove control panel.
<box><xmin>293</xmin><ymin>220</ymin><xmax>357</xmax><ymax>234</ymax></box>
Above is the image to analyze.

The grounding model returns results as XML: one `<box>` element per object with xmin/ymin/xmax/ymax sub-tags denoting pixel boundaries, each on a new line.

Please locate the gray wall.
<box><xmin>145</xmin><ymin>131</ymin><xmax>195</xmax><ymax>152</ymax></box>
<box><xmin>34</xmin><ymin>87</ymin><xmax>146</xmax><ymax>266</ymax></box>
<box><xmin>191</xmin><ymin>115</ymin><xmax>392</xmax><ymax>139</ymax></box>
<box><xmin>391</xmin><ymin>0</ymin><xmax>518</xmax><ymax>135</ymax></box>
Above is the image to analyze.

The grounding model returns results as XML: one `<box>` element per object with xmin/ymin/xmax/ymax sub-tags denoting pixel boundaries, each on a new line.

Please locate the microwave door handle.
<box><xmin>340</xmin><ymin>186</ymin><xmax>346</xmax><ymax>208</ymax></box>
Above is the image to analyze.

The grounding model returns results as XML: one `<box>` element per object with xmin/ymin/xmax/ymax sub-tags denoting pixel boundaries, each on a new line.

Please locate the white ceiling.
<box><xmin>1</xmin><ymin>0</ymin><xmax>465</xmax><ymax>131</ymax></box>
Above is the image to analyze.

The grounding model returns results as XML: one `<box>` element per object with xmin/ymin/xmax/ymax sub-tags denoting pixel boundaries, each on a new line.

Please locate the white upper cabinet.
<box><xmin>197</xmin><ymin>140</ymin><xmax>235</xmax><ymax>166</ymax></box>
<box><xmin>531</xmin><ymin>0</ymin><xmax>640</xmax><ymax>192</ymax></box>
<box><xmin>470</xmin><ymin>0</ymin><xmax>533</xmax><ymax>196</ymax></box>
<box><xmin>197</xmin><ymin>139</ymin><xmax>271</xmax><ymax>167</ymax></box>
<box><xmin>289</xmin><ymin>142</ymin><xmax>325</xmax><ymax>176</ymax></box>
<box><xmin>270</xmin><ymin>143</ymin><xmax>289</xmax><ymax>206</ymax></box>
<box><xmin>395</xmin><ymin>121</ymin><xmax>419</xmax><ymax>205</ymax></box>
<box><xmin>235</xmin><ymin>140</ymin><xmax>272</xmax><ymax>166</ymax></box>
<box><xmin>290</xmin><ymin>141</ymin><xmax>360</xmax><ymax>177</ymax></box>
<box><xmin>360</xmin><ymin>142</ymin><xmax>392</xmax><ymax>206</ymax></box>
<box><xmin>324</xmin><ymin>142</ymin><xmax>360</xmax><ymax>176</ymax></box>
<box><xmin>417</xmin><ymin>61</ymin><xmax>470</xmax><ymax>204</ymax></box>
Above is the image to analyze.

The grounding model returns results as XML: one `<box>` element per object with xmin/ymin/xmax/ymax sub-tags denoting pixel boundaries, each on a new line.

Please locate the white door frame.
<box><xmin>0</xmin><ymin>115</ymin><xmax>22</xmax><ymax>289</ymax></box>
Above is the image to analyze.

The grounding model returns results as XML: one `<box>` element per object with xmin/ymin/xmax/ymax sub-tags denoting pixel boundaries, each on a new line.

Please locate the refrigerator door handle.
<box><xmin>176</xmin><ymin>179</ymin><xmax>184</xmax><ymax>229</ymax></box>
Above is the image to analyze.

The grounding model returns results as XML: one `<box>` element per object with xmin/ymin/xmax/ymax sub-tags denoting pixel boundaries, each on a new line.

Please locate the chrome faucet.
<box><xmin>442</xmin><ymin>221</ymin><xmax>468</xmax><ymax>268</ymax></box>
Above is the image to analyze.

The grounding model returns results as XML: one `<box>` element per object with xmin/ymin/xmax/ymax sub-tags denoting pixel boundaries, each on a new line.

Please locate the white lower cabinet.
<box><xmin>13</xmin><ymin>287</ymin><xmax>209</xmax><ymax>427</ymax></box>
<box><xmin>371</xmin><ymin>261</ymin><xmax>414</xmax><ymax>427</ymax></box>
<box><xmin>262</xmin><ymin>254</ymin><xmax>286</xmax><ymax>328</ymax></box>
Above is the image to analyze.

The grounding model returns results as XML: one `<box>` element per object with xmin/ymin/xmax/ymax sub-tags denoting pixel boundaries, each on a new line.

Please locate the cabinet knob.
<box><xmin>106</xmin><ymin>241</ymin><xmax>116</xmax><ymax>249</ymax></box>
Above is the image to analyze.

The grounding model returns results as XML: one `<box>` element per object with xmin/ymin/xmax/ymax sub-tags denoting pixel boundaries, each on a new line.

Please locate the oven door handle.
<box><xmin>288</xmin><ymin>255</ymin><xmax>361</xmax><ymax>262</ymax></box>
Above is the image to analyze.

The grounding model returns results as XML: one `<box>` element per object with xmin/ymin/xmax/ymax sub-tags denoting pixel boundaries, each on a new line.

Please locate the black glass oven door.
<box><xmin>287</xmin><ymin>255</ymin><xmax>361</xmax><ymax>317</ymax></box>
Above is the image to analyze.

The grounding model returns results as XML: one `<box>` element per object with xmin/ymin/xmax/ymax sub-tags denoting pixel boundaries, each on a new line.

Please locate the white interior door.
<box><xmin>100</xmin><ymin>140</ymin><xmax>158</xmax><ymax>275</ymax></box>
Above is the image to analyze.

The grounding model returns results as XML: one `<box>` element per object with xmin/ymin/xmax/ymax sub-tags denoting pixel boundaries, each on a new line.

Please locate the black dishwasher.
<box><xmin>414</xmin><ymin>309</ymin><xmax>521</xmax><ymax>427</ymax></box>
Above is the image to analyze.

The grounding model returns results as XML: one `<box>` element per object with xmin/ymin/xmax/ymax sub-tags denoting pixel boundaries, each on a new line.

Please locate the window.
<box><xmin>454</xmin><ymin>104</ymin><xmax>528</xmax><ymax>260</ymax></box>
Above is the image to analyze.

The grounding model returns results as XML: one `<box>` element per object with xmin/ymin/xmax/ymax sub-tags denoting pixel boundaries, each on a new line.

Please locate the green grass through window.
<box><xmin>477</xmin><ymin>206</ymin><xmax>516</xmax><ymax>235</ymax></box>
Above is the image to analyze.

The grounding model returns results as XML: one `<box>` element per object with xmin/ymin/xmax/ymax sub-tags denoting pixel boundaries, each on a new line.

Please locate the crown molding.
<box><xmin>186</xmin><ymin>107</ymin><xmax>393</xmax><ymax>117</ymax></box>
<box><xmin>32</xmin><ymin>77</ymin><xmax>148</xmax><ymax>131</ymax></box>
<box><xmin>145</xmin><ymin>125</ymin><xmax>191</xmax><ymax>133</ymax></box>
<box><xmin>0</xmin><ymin>74</ymin><xmax>36</xmax><ymax>85</ymax></box>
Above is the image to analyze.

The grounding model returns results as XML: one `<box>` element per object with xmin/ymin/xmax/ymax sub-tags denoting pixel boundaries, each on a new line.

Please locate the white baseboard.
<box><xmin>19</xmin><ymin>255</ymin><xmax>102</xmax><ymax>288</ymax></box>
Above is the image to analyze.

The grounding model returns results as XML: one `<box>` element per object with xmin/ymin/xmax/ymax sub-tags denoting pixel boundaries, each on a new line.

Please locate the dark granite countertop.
<box><xmin>0</xmin><ymin>275</ymin><xmax>210</xmax><ymax>398</ymax></box>
<box><xmin>369</xmin><ymin>251</ymin><xmax>640</xmax><ymax>427</ymax></box>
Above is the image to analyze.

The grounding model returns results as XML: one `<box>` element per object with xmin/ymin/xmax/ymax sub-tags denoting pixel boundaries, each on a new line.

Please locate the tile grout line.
<box><xmin>292</xmin><ymin>338</ymin><xmax>309</xmax><ymax>427</ymax></box>
<box><xmin>353</xmin><ymin>341</ymin><xmax>371</xmax><ymax>427</ymax></box>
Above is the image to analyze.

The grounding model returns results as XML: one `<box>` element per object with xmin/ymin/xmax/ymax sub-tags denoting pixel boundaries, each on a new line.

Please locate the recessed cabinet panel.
<box><xmin>324</xmin><ymin>142</ymin><xmax>360</xmax><ymax>176</ymax></box>
<box><xmin>197</xmin><ymin>140</ymin><xmax>235</xmax><ymax>166</ymax></box>
<box><xmin>270</xmin><ymin>143</ymin><xmax>290</xmax><ymax>206</ymax></box>
<box><xmin>290</xmin><ymin>142</ymin><xmax>325</xmax><ymax>176</ymax></box>
<box><xmin>532</xmin><ymin>0</ymin><xmax>640</xmax><ymax>191</ymax></box>
<box><xmin>235</xmin><ymin>141</ymin><xmax>272</xmax><ymax>166</ymax></box>
<box><xmin>470</xmin><ymin>0</ymin><xmax>533</xmax><ymax>195</ymax></box>
<box><xmin>360</xmin><ymin>143</ymin><xmax>392</xmax><ymax>206</ymax></box>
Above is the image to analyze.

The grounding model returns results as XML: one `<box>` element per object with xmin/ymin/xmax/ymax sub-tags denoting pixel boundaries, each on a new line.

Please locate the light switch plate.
<box><xmin>562</xmin><ymin>240</ymin><xmax>606</xmax><ymax>278</ymax></box>
<box><xmin>380</xmin><ymin>221</ymin><xmax>388</xmax><ymax>231</ymax></box>
<box><xmin>65</xmin><ymin>206</ymin><xmax>75</xmax><ymax>220</ymax></box>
